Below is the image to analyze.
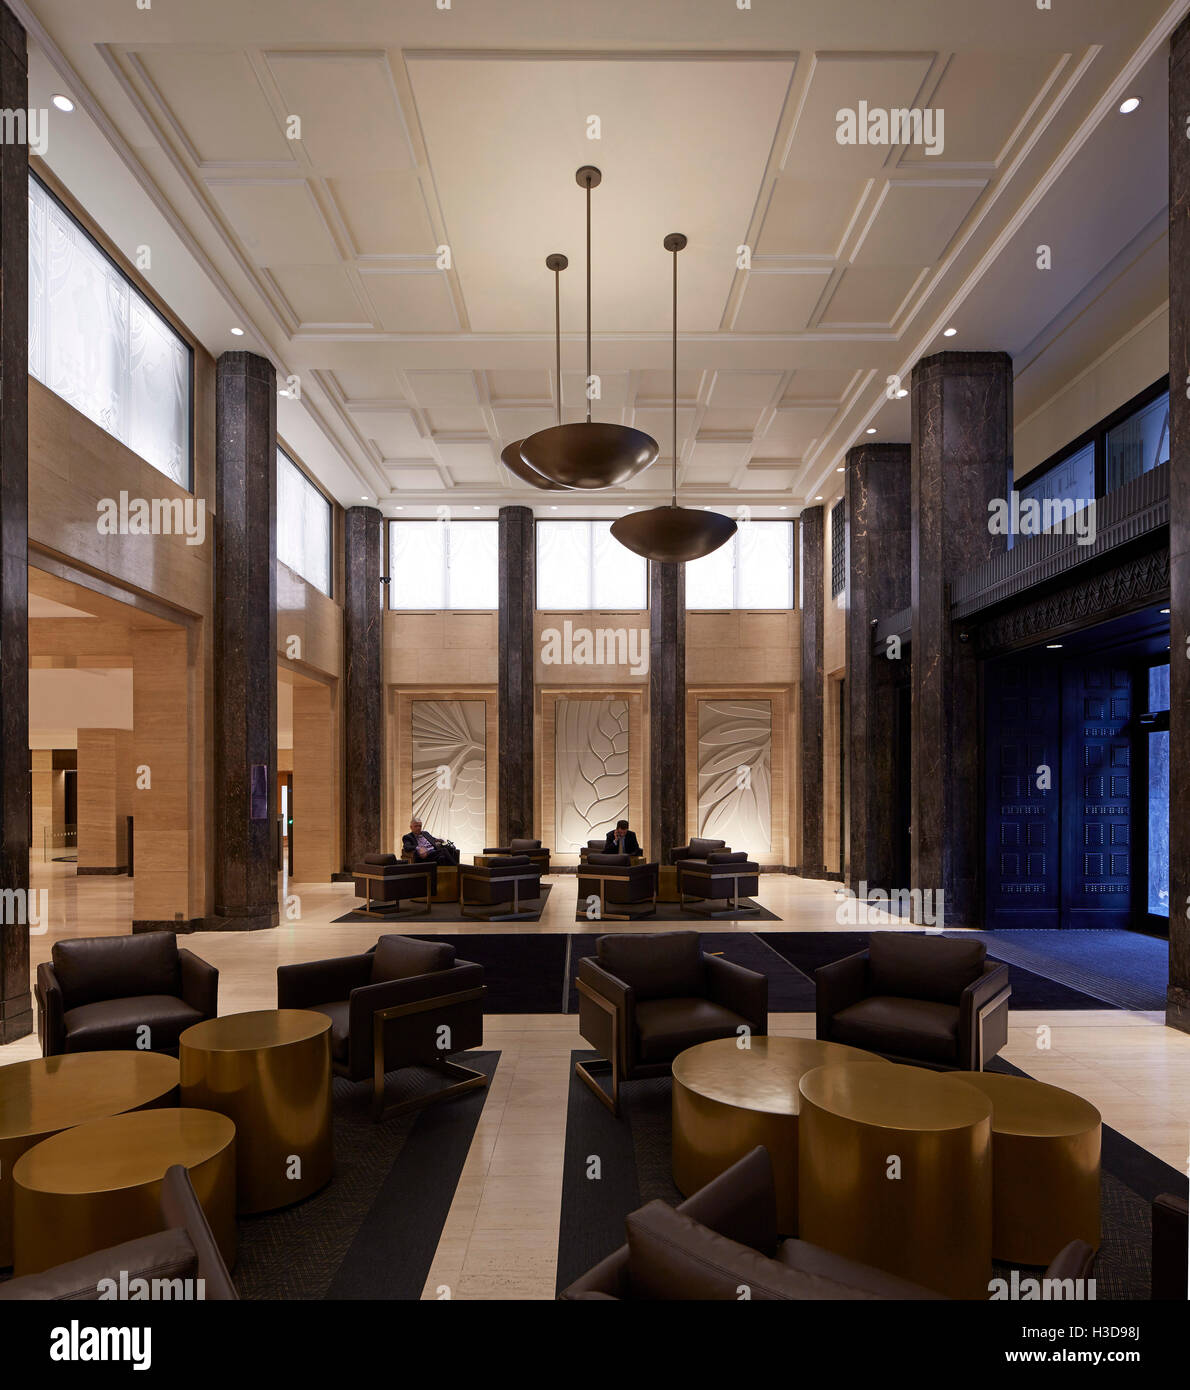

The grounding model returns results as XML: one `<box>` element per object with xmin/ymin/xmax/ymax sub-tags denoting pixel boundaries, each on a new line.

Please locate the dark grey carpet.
<box><xmin>974</xmin><ymin>929</ymin><xmax>1168</xmax><ymax>1012</ymax></box>
<box><xmin>333</xmin><ymin>883</ymin><xmax>551</xmax><ymax>926</ymax></box>
<box><xmin>573</xmin><ymin>899</ymin><xmax>782</xmax><ymax>924</ymax></box>
<box><xmin>557</xmin><ymin>1050</ymin><xmax>1186</xmax><ymax>1299</ymax></box>
<box><xmin>234</xmin><ymin>1051</ymin><xmax>499</xmax><ymax>1300</ymax></box>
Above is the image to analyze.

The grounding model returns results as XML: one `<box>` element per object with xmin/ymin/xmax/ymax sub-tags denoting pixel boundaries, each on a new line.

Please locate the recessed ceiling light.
<box><xmin>52</xmin><ymin>94</ymin><xmax>74</xmax><ymax>112</ymax></box>
<box><xmin>394</xmin><ymin>506</ymin><xmax>403</xmax><ymax>510</ymax></box>
<box><xmin>360</xmin><ymin>495</ymin><xmax>368</xmax><ymax>501</ymax></box>
<box><xmin>472</xmin><ymin>505</ymin><xmax>481</xmax><ymax>511</ymax></box>
<box><xmin>1046</xmin><ymin>643</ymin><xmax>1063</xmax><ymax>650</ymax></box>
<box><xmin>815</xmin><ymin>495</ymin><xmax>823</xmax><ymax>501</ymax></box>
<box><xmin>550</xmin><ymin>505</ymin><xmax>558</xmax><ymax>510</ymax></box>
<box><xmin>895</xmin><ymin>388</ymin><xmax>908</xmax><ymax>398</ymax></box>
<box><xmin>229</xmin><ymin>327</ymin><xmax>244</xmax><ymax>336</ymax></box>
<box><xmin>836</xmin><ymin>466</ymin><xmax>845</xmax><ymax>472</ymax></box>
<box><xmin>779</xmin><ymin>506</ymin><xmax>787</xmax><ymax>511</ymax></box>
<box><xmin>1119</xmin><ymin>96</ymin><xmax>1141</xmax><ymax>114</ymax></box>
<box><xmin>942</xmin><ymin>327</ymin><xmax>957</xmax><ymax>338</ymax></box>
<box><xmin>1161</xmin><ymin>607</ymin><xmax>1170</xmax><ymax>614</ymax></box>
<box><xmin>865</xmin><ymin>427</ymin><xmax>877</xmax><ymax>435</ymax></box>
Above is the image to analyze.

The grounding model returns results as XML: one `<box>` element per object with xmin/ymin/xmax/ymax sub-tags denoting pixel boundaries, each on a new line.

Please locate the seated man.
<box><xmin>401</xmin><ymin>818</ymin><xmax>459</xmax><ymax>865</ymax></box>
<box><xmin>602</xmin><ymin>819</ymin><xmax>641</xmax><ymax>856</ymax></box>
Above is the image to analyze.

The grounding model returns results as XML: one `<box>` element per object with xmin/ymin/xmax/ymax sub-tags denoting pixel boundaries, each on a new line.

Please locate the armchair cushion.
<box><xmin>597</xmin><ymin>931</ymin><xmax>704</xmax><ymax>1001</ymax></box>
<box><xmin>687</xmin><ymin>838</ymin><xmax>727</xmax><ymax>857</ymax></box>
<box><xmin>363</xmin><ymin>852</ymin><xmax>399</xmax><ymax>866</ymax></box>
<box><xmin>0</xmin><ymin>1228</ymin><xmax>197</xmax><ymax>1302</ymax></box>
<box><xmin>508</xmin><ymin>838</ymin><xmax>542</xmax><ymax>851</ymax></box>
<box><xmin>371</xmin><ymin>935</ymin><xmax>455</xmax><ymax>983</ymax></box>
<box><xmin>585</xmin><ymin>852</ymin><xmax>632</xmax><ymax>867</ymax></box>
<box><xmin>51</xmin><ymin>934</ymin><xmax>180</xmax><ymax>1010</ymax></box>
<box><xmin>634</xmin><ymin>997</ymin><xmax>751</xmax><ymax>1063</ymax></box>
<box><xmin>868</xmin><ymin>933</ymin><xmax>986</xmax><ymax>1005</ymax></box>
<box><xmin>62</xmin><ymin>995</ymin><xmax>205</xmax><ymax>1053</ymax></box>
<box><xmin>830</xmin><ymin>995</ymin><xmax>959</xmax><ymax>1065</ymax></box>
<box><xmin>316</xmin><ymin>998</ymin><xmax>351</xmax><ymax>1062</ymax></box>
<box><xmin>706</xmin><ymin>851</ymin><xmax>750</xmax><ymax>865</ymax></box>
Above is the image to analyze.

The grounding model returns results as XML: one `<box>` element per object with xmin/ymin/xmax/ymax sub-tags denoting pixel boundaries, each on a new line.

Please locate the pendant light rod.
<box><xmin>664</xmin><ymin>232</ymin><xmax>687</xmax><ymax>508</ymax></box>
<box><xmin>546</xmin><ymin>252</ymin><xmax>568</xmax><ymax>426</ymax></box>
<box><xmin>577</xmin><ymin>166</ymin><xmax>601</xmax><ymax>425</ymax></box>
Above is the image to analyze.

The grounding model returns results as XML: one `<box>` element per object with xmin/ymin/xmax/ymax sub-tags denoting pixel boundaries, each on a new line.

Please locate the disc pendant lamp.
<box><xmin>500</xmin><ymin>253</ymin><xmax>575</xmax><ymax>492</ymax></box>
<box><xmin>518</xmin><ymin>167</ymin><xmax>659</xmax><ymax>489</ymax></box>
<box><xmin>611</xmin><ymin>234</ymin><xmax>736</xmax><ymax>563</ymax></box>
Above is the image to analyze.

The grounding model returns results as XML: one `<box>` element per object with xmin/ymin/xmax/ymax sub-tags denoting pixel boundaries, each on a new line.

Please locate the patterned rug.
<box><xmin>556</xmin><ymin>1049</ymin><xmax>1185</xmax><ymax>1299</ymax></box>
<box><xmin>233</xmin><ymin>1052</ymin><xmax>499</xmax><ymax>1299</ymax></box>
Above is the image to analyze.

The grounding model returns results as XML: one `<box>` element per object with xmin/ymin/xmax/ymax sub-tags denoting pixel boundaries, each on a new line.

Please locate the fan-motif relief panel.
<box><xmin>697</xmin><ymin>699</ymin><xmax>772</xmax><ymax>854</ymax></box>
<box><xmin>554</xmin><ymin>698</ymin><xmax>629</xmax><ymax>853</ymax></box>
<box><xmin>411</xmin><ymin>700</ymin><xmax>487</xmax><ymax>860</ymax></box>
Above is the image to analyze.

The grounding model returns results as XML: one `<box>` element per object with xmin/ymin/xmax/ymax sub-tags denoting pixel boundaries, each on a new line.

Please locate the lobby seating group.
<box><xmin>35</xmin><ymin>934</ymin><xmax>219</xmax><ymax>1057</ymax></box>
<box><xmin>277</xmin><ymin>933</ymin><xmax>487</xmax><ymax>1120</ymax></box>
<box><xmin>576</xmin><ymin>852</ymin><xmax>659</xmax><ymax>920</ymax></box>
<box><xmin>676</xmin><ymin>850</ymin><xmax>762</xmax><ymax>917</ymax></box>
<box><xmin>815</xmin><ymin>932</ymin><xmax>1011</xmax><ymax>1070</ymax></box>
<box><xmin>480</xmin><ymin>837</ymin><xmax>551</xmax><ymax>873</ymax></box>
<box><xmin>575</xmin><ymin>930</ymin><xmax>768</xmax><ymax>1114</ymax></box>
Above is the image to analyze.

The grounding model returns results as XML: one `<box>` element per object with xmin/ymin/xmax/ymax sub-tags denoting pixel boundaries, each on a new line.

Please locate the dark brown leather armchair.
<box><xmin>575</xmin><ymin>931</ymin><xmax>767</xmax><ymax>1114</ymax></box>
<box><xmin>560</xmin><ymin>1146</ymin><xmax>1093</xmax><ymax>1300</ymax></box>
<box><xmin>577</xmin><ymin>853</ymin><xmax>658</xmax><ymax>921</ymax></box>
<box><xmin>277</xmin><ymin>934</ymin><xmax>486</xmax><ymax>1121</ymax></box>
<box><xmin>353</xmin><ymin>852</ymin><xmax>435</xmax><ymax>917</ymax></box>
<box><xmin>0</xmin><ymin>1165</ymin><xmax>236</xmax><ymax>1301</ymax></box>
<box><xmin>35</xmin><ymin>933</ymin><xmax>218</xmax><ymax>1058</ymax></box>
<box><xmin>668</xmin><ymin>836</ymin><xmax>728</xmax><ymax>865</ymax></box>
<box><xmin>815</xmin><ymin>932</ymin><xmax>1011</xmax><ymax>1070</ymax></box>
<box><xmin>1152</xmin><ymin>1193</ymin><xmax>1188</xmax><ymax>1299</ymax></box>
<box><xmin>459</xmin><ymin>854</ymin><xmax>543</xmax><ymax>921</ymax></box>
<box><xmin>580</xmin><ymin>839</ymin><xmax>644</xmax><ymax>865</ymax></box>
<box><xmin>481</xmin><ymin>837</ymin><xmax>550</xmax><ymax>873</ymax></box>
<box><xmin>677</xmin><ymin>850</ymin><xmax>761</xmax><ymax>917</ymax></box>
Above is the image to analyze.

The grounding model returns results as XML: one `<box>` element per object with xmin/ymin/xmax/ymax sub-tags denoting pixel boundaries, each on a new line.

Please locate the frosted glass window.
<box><xmin>536</xmin><ymin>521</ymin><xmax>646</xmax><ymax>610</ymax></box>
<box><xmin>389</xmin><ymin>521</ymin><xmax>497</xmax><ymax>609</ymax></box>
<box><xmin>687</xmin><ymin>521</ymin><xmax>793</xmax><ymax>609</ymax></box>
<box><xmin>277</xmin><ymin>449</ymin><xmax>332</xmax><ymax>596</ymax></box>
<box><xmin>28</xmin><ymin>173</ymin><xmax>191</xmax><ymax>488</ymax></box>
<box><xmin>1106</xmin><ymin>393</ymin><xmax>1170</xmax><ymax>492</ymax></box>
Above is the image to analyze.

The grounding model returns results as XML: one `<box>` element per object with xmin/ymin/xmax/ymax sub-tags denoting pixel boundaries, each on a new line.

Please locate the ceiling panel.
<box><xmin>329</xmin><ymin>171</ymin><xmax>437</xmax><ymax>255</ymax></box>
<box><xmin>757</xmin><ymin>176</ymin><xmax>870</xmax><ymax>256</ymax></box>
<box><xmin>359</xmin><ymin>271</ymin><xmax>459</xmax><ymax>330</ymax></box>
<box><xmin>486</xmin><ymin>370</ymin><xmax>552</xmax><ymax>402</ymax></box>
<box><xmin>264</xmin><ymin>51</ymin><xmax>416</xmax><ymax>175</ymax></box>
<box><xmin>734</xmin><ymin>269</ymin><xmax>830</xmax><ymax>331</ymax></box>
<box><xmin>817</xmin><ymin>263</ymin><xmax>925</xmax><ymax>324</ymax></box>
<box><xmin>207</xmin><ymin>179</ymin><xmax>340</xmax><ymax>264</ymax></box>
<box><xmin>850</xmin><ymin>180</ymin><xmax>985</xmax><ymax>265</ymax></box>
<box><xmin>270</xmin><ymin>265</ymin><xmax>370</xmax><ymax>324</ymax></box>
<box><xmin>348</xmin><ymin>407</ymin><xmax>426</xmax><ymax>457</ymax></box>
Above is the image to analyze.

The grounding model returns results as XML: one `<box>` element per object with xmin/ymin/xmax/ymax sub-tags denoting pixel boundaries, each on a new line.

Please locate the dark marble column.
<box><xmin>845</xmin><ymin>443</ymin><xmax>911</xmax><ymax>895</ymax></box>
<box><xmin>214</xmin><ymin>351</ymin><xmax>278</xmax><ymax>930</ymax></box>
<box><xmin>799</xmin><ymin>506</ymin><xmax>824</xmax><ymax>878</ymax></box>
<box><xmin>0</xmin><ymin>5</ymin><xmax>29</xmax><ymax>1041</ymax></box>
<box><xmin>649</xmin><ymin>560</ymin><xmax>686</xmax><ymax>863</ymax></box>
<box><xmin>343</xmin><ymin>506</ymin><xmax>383</xmax><ymax>869</ymax></box>
<box><xmin>498</xmin><ymin>506</ymin><xmax>535</xmax><ymax>843</ymax></box>
<box><xmin>1168</xmin><ymin>15</ymin><xmax>1190</xmax><ymax>1031</ymax></box>
<box><xmin>911</xmin><ymin>351</ymin><xmax>1012</xmax><ymax>927</ymax></box>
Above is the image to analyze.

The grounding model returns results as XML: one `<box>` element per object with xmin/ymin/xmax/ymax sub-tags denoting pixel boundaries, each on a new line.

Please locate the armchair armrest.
<box><xmin>814</xmin><ymin>950</ymin><xmax>869</xmax><ymax>1041</ymax></box>
<box><xmin>558</xmin><ymin>1247</ymin><xmax>632</xmax><ymax>1300</ymax></box>
<box><xmin>958</xmin><ymin>960</ymin><xmax>1011</xmax><ymax>1069</ymax></box>
<box><xmin>178</xmin><ymin>949</ymin><xmax>219</xmax><ymax>1020</ymax></box>
<box><xmin>35</xmin><ymin>961</ymin><xmax>65</xmax><ymax>1057</ymax></box>
<box><xmin>1152</xmin><ymin>1193</ymin><xmax>1189</xmax><ymax>1300</ymax></box>
<box><xmin>675</xmin><ymin>1145</ymin><xmax>780</xmax><ymax>1256</ymax></box>
<box><xmin>576</xmin><ymin>956</ymin><xmax>636</xmax><ymax>1072</ymax></box>
<box><xmin>669</xmin><ymin>844</ymin><xmax>689</xmax><ymax>864</ymax></box>
<box><xmin>482</xmin><ymin>846</ymin><xmax>511</xmax><ymax>854</ymax></box>
<box><xmin>349</xmin><ymin>961</ymin><xmax>485</xmax><ymax>1038</ymax></box>
<box><xmin>705</xmin><ymin>954</ymin><xmax>768</xmax><ymax>1035</ymax></box>
<box><xmin>277</xmin><ymin>952</ymin><xmax>373</xmax><ymax>1010</ymax></box>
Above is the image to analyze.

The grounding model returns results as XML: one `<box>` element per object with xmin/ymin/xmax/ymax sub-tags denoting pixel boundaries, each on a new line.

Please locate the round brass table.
<box><xmin>179</xmin><ymin>1008</ymin><xmax>333</xmax><ymax>1214</ymax></box>
<box><xmin>12</xmin><ymin>1106</ymin><xmax>235</xmax><ymax>1276</ymax></box>
<box><xmin>0</xmin><ymin>1050</ymin><xmax>179</xmax><ymax>1268</ymax></box>
<box><xmin>798</xmin><ymin>1063</ymin><xmax>993</xmax><ymax>1300</ymax></box>
<box><xmin>672</xmin><ymin>1036</ymin><xmax>891</xmax><ymax>1233</ymax></box>
<box><xmin>954</xmin><ymin>1071</ymin><xmax>1101</xmax><ymax>1266</ymax></box>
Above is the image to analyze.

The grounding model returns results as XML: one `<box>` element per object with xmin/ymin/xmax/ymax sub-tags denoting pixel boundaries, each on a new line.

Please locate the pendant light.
<box><xmin>610</xmin><ymin>233</ymin><xmax>737</xmax><ymax>563</ymax></box>
<box><xmin>500</xmin><ymin>253</ymin><xmax>575</xmax><ymax>492</ymax></box>
<box><xmin>518</xmin><ymin>167</ymin><xmax>659</xmax><ymax>489</ymax></box>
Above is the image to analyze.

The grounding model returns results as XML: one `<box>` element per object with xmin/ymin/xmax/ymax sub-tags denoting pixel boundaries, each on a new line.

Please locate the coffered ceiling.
<box><xmin>14</xmin><ymin>0</ymin><xmax>1182</xmax><ymax>515</ymax></box>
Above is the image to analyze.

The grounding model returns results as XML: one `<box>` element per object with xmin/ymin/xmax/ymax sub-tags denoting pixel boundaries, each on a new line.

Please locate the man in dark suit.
<box><xmin>602</xmin><ymin>820</ymin><xmax>641</xmax><ymax>856</ymax></box>
<box><xmin>402</xmin><ymin>818</ymin><xmax>459</xmax><ymax>865</ymax></box>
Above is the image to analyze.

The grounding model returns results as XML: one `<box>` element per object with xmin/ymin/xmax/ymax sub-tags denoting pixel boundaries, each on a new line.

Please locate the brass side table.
<box><xmin>798</xmin><ymin>1062</ymin><xmax>993</xmax><ymax>1299</ymax></box>
<box><xmin>954</xmin><ymin>1070</ymin><xmax>1101</xmax><ymax>1265</ymax></box>
<box><xmin>672</xmin><ymin>1036</ymin><xmax>892</xmax><ymax>1233</ymax></box>
<box><xmin>12</xmin><ymin>1106</ymin><xmax>235</xmax><ymax>1275</ymax></box>
<box><xmin>180</xmin><ymin>1009</ymin><xmax>333</xmax><ymax>1214</ymax></box>
<box><xmin>0</xmin><ymin>1050</ymin><xmax>179</xmax><ymax>1267</ymax></box>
